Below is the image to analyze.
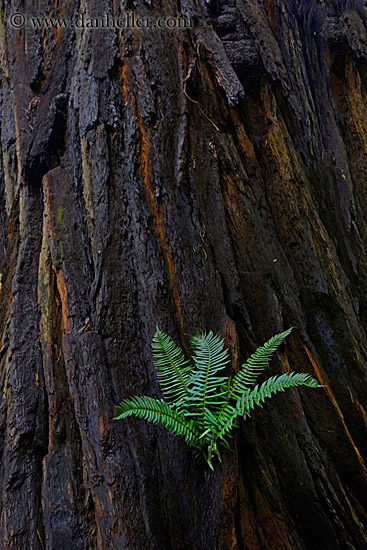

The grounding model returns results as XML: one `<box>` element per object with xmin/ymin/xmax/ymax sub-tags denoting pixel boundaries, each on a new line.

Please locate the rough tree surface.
<box><xmin>1</xmin><ymin>0</ymin><xmax>367</xmax><ymax>549</ymax></box>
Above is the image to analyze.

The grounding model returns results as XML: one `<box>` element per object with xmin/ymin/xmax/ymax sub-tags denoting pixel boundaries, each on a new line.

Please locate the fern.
<box><xmin>242</xmin><ymin>372</ymin><xmax>319</xmax><ymax>411</ymax></box>
<box><xmin>213</xmin><ymin>372</ymin><xmax>319</xmax><ymax>457</ymax></box>
<box><xmin>114</xmin><ymin>327</ymin><xmax>321</xmax><ymax>469</ymax></box>
<box><xmin>114</xmin><ymin>396</ymin><xmax>201</xmax><ymax>448</ymax></box>
<box><xmin>185</xmin><ymin>331</ymin><xmax>229</xmax><ymax>430</ymax></box>
<box><xmin>227</xmin><ymin>328</ymin><xmax>293</xmax><ymax>401</ymax></box>
<box><xmin>152</xmin><ymin>327</ymin><xmax>193</xmax><ymax>413</ymax></box>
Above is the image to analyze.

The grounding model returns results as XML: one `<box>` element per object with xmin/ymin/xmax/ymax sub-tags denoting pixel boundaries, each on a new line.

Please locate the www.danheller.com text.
<box><xmin>8</xmin><ymin>11</ymin><xmax>194</xmax><ymax>30</ymax></box>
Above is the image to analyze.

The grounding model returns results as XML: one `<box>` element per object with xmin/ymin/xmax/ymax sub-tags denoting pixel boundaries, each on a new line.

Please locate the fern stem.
<box><xmin>202</xmin><ymin>338</ymin><xmax>211</xmax><ymax>426</ymax></box>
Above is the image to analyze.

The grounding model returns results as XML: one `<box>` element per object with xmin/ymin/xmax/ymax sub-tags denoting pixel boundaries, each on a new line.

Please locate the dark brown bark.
<box><xmin>1</xmin><ymin>0</ymin><xmax>367</xmax><ymax>548</ymax></box>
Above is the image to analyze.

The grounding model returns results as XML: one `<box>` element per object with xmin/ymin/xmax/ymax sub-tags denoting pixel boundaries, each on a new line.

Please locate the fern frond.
<box><xmin>216</xmin><ymin>395</ymin><xmax>245</xmax><ymax>439</ymax></box>
<box><xmin>214</xmin><ymin>372</ymin><xmax>319</xmax><ymax>449</ymax></box>
<box><xmin>227</xmin><ymin>328</ymin><xmax>293</xmax><ymax>402</ymax></box>
<box><xmin>114</xmin><ymin>395</ymin><xmax>201</xmax><ymax>447</ymax></box>
<box><xmin>152</xmin><ymin>327</ymin><xmax>192</xmax><ymax>411</ymax></box>
<box><xmin>242</xmin><ymin>372</ymin><xmax>320</xmax><ymax>413</ymax></box>
<box><xmin>185</xmin><ymin>331</ymin><xmax>229</xmax><ymax>429</ymax></box>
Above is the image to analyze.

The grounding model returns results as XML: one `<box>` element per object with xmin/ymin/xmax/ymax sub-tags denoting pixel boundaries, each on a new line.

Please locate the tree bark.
<box><xmin>1</xmin><ymin>0</ymin><xmax>367</xmax><ymax>548</ymax></box>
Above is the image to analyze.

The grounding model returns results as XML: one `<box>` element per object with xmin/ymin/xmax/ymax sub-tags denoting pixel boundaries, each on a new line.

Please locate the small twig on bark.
<box><xmin>183</xmin><ymin>56</ymin><xmax>219</xmax><ymax>132</ymax></box>
<box><xmin>36</xmin><ymin>530</ymin><xmax>45</xmax><ymax>550</ymax></box>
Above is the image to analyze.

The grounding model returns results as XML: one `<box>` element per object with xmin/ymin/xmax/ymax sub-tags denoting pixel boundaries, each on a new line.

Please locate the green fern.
<box><xmin>114</xmin><ymin>326</ymin><xmax>321</xmax><ymax>469</ymax></box>
<box><xmin>152</xmin><ymin>327</ymin><xmax>193</xmax><ymax>413</ymax></box>
<box><xmin>114</xmin><ymin>396</ymin><xmax>201</xmax><ymax>447</ymax></box>
<box><xmin>185</xmin><ymin>331</ymin><xmax>229</xmax><ymax>430</ymax></box>
<box><xmin>227</xmin><ymin>328</ymin><xmax>293</xmax><ymax>401</ymax></box>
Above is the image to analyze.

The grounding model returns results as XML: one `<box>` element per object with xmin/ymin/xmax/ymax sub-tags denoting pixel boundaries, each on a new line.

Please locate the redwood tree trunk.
<box><xmin>1</xmin><ymin>0</ymin><xmax>367</xmax><ymax>548</ymax></box>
